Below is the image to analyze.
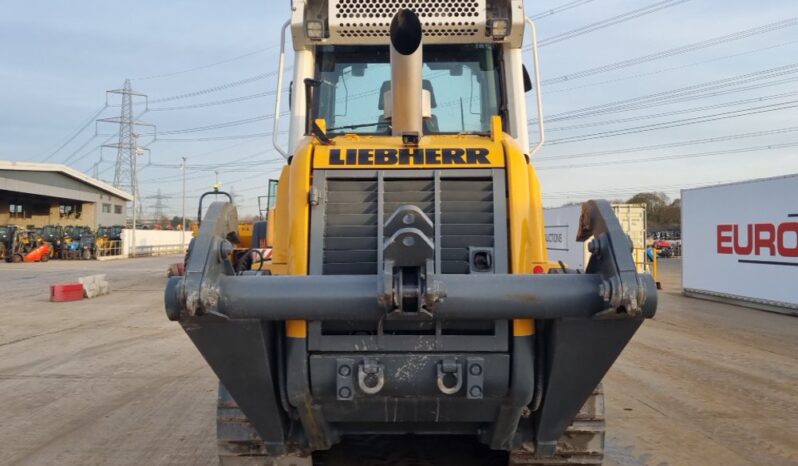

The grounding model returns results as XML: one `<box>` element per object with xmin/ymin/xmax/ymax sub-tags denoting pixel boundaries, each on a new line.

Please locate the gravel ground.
<box><xmin>0</xmin><ymin>257</ymin><xmax>795</xmax><ymax>466</ymax></box>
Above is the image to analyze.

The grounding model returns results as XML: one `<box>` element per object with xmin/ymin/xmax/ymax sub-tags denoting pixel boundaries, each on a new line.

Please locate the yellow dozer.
<box><xmin>165</xmin><ymin>2</ymin><xmax>657</xmax><ymax>465</ymax></box>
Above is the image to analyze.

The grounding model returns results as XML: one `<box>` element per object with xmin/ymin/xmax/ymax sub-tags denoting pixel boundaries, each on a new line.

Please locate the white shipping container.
<box><xmin>681</xmin><ymin>174</ymin><xmax>798</xmax><ymax>314</ymax></box>
<box><xmin>544</xmin><ymin>205</ymin><xmax>585</xmax><ymax>269</ymax></box>
<box><xmin>544</xmin><ymin>204</ymin><xmax>647</xmax><ymax>272</ymax></box>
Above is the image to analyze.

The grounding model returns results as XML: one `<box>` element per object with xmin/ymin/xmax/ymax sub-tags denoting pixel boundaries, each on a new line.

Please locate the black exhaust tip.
<box><xmin>390</xmin><ymin>9</ymin><xmax>422</xmax><ymax>55</ymax></box>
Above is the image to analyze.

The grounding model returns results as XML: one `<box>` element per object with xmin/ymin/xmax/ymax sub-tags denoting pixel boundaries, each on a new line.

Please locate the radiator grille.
<box><xmin>328</xmin><ymin>0</ymin><xmax>487</xmax><ymax>43</ymax></box>
<box><xmin>440</xmin><ymin>178</ymin><xmax>493</xmax><ymax>274</ymax></box>
<box><xmin>323</xmin><ymin>179</ymin><xmax>379</xmax><ymax>275</ymax></box>
<box><xmin>321</xmin><ymin>174</ymin><xmax>495</xmax><ymax>275</ymax></box>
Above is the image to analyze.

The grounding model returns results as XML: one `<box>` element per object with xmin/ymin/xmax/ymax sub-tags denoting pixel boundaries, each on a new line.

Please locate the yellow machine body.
<box><xmin>165</xmin><ymin>5</ymin><xmax>657</xmax><ymax>464</ymax></box>
<box><xmin>269</xmin><ymin>117</ymin><xmax>547</xmax><ymax>338</ymax></box>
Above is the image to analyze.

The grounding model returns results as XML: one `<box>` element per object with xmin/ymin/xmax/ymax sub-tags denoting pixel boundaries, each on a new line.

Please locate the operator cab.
<box><xmin>312</xmin><ymin>44</ymin><xmax>504</xmax><ymax>136</ymax></box>
<box><xmin>273</xmin><ymin>0</ymin><xmax>540</xmax><ymax>158</ymax></box>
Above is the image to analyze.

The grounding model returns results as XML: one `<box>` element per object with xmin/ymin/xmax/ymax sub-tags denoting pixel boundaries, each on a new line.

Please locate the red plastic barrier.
<box><xmin>50</xmin><ymin>283</ymin><xmax>84</xmax><ymax>302</ymax></box>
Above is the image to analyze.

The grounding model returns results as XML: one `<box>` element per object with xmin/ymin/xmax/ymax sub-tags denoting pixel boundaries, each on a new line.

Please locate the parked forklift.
<box><xmin>4</xmin><ymin>226</ymin><xmax>51</xmax><ymax>263</ymax></box>
<box><xmin>165</xmin><ymin>3</ymin><xmax>658</xmax><ymax>465</ymax></box>
<box><xmin>40</xmin><ymin>225</ymin><xmax>65</xmax><ymax>259</ymax></box>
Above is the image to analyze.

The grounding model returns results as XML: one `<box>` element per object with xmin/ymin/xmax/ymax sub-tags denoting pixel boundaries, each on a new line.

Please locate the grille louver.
<box><xmin>321</xmin><ymin>174</ymin><xmax>495</xmax><ymax>275</ymax></box>
<box><xmin>440</xmin><ymin>178</ymin><xmax>493</xmax><ymax>274</ymax></box>
<box><xmin>323</xmin><ymin>179</ymin><xmax>379</xmax><ymax>275</ymax></box>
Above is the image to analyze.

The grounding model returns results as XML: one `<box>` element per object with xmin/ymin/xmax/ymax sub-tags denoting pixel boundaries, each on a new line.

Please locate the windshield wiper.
<box><xmin>327</xmin><ymin>121</ymin><xmax>390</xmax><ymax>132</ymax></box>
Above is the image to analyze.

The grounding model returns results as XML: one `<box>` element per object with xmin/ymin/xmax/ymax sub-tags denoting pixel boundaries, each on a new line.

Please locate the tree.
<box><xmin>169</xmin><ymin>216</ymin><xmax>193</xmax><ymax>230</ymax></box>
<box><xmin>658</xmin><ymin>198</ymin><xmax>681</xmax><ymax>227</ymax></box>
<box><xmin>626</xmin><ymin>192</ymin><xmax>680</xmax><ymax>228</ymax></box>
<box><xmin>627</xmin><ymin>192</ymin><xmax>669</xmax><ymax>213</ymax></box>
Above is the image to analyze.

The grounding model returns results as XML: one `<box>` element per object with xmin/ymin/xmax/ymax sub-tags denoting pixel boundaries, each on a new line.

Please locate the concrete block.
<box><xmin>79</xmin><ymin>274</ymin><xmax>110</xmax><ymax>299</ymax></box>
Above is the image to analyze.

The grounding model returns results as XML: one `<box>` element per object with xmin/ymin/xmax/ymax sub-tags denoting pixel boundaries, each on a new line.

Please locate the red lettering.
<box><xmin>732</xmin><ymin>224</ymin><xmax>753</xmax><ymax>255</ymax></box>
<box><xmin>717</xmin><ymin>224</ymin><xmax>733</xmax><ymax>254</ymax></box>
<box><xmin>777</xmin><ymin>222</ymin><xmax>798</xmax><ymax>257</ymax></box>
<box><xmin>754</xmin><ymin>223</ymin><xmax>776</xmax><ymax>256</ymax></box>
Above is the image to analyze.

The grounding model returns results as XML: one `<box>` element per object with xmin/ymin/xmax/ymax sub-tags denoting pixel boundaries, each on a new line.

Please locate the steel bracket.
<box><xmin>165</xmin><ymin>201</ymin><xmax>238</xmax><ymax>321</ymax></box>
<box><xmin>577</xmin><ymin>200</ymin><xmax>650</xmax><ymax>319</ymax></box>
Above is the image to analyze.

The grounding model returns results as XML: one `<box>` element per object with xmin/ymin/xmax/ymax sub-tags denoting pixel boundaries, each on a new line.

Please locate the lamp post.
<box><xmin>181</xmin><ymin>156</ymin><xmax>187</xmax><ymax>248</ymax></box>
<box><xmin>130</xmin><ymin>132</ymin><xmax>143</xmax><ymax>257</ymax></box>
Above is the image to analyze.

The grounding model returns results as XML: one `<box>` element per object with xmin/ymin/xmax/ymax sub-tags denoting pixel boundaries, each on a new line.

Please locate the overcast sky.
<box><xmin>1</xmin><ymin>0</ymin><xmax>796</xmax><ymax>217</ymax></box>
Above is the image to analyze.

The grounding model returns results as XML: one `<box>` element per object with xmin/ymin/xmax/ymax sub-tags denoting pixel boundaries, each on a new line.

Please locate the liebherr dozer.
<box><xmin>164</xmin><ymin>2</ymin><xmax>657</xmax><ymax>464</ymax></box>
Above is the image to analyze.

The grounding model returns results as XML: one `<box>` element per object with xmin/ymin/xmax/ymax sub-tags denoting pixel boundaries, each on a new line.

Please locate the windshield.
<box><xmin>313</xmin><ymin>44</ymin><xmax>502</xmax><ymax>135</ymax></box>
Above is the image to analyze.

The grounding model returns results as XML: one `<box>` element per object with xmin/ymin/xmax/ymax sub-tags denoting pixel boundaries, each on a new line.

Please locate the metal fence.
<box><xmin>130</xmin><ymin>244</ymin><xmax>185</xmax><ymax>258</ymax></box>
<box><xmin>97</xmin><ymin>241</ymin><xmax>185</xmax><ymax>258</ymax></box>
<box><xmin>97</xmin><ymin>240</ymin><xmax>123</xmax><ymax>257</ymax></box>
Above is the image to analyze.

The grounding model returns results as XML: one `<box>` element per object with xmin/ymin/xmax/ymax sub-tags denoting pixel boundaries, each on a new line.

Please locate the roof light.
<box><xmin>306</xmin><ymin>20</ymin><xmax>325</xmax><ymax>40</ymax></box>
<box><xmin>488</xmin><ymin>19</ymin><xmax>509</xmax><ymax>40</ymax></box>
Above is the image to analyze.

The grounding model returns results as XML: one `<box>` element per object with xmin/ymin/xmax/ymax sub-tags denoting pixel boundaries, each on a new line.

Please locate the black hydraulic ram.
<box><xmin>165</xmin><ymin>200</ymin><xmax>657</xmax><ymax>323</ymax></box>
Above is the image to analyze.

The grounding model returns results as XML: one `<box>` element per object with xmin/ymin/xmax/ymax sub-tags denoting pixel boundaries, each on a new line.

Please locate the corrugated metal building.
<box><xmin>0</xmin><ymin>161</ymin><xmax>133</xmax><ymax>229</ymax></box>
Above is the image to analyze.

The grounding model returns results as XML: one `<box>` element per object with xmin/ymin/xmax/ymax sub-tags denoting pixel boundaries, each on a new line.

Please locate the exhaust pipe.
<box><xmin>389</xmin><ymin>9</ymin><xmax>423</xmax><ymax>137</ymax></box>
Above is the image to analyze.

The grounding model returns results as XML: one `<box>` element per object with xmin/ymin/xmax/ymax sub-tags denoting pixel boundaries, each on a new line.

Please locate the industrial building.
<box><xmin>0</xmin><ymin>161</ymin><xmax>132</xmax><ymax>229</ymax></box>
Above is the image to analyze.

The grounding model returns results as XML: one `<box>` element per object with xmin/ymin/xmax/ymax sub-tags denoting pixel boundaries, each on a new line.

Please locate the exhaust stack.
<box><xmin>389</xmin><ymin>9</ymin><xmax>423</xmax><ymax>137</ymax></box>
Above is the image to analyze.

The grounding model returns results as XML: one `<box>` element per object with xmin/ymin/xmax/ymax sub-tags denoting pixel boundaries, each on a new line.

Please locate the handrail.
<box><xmin>272</xmin><ymin>20</ymin><xmax>291</xmax><ymax>159</ymax></box>
<box><xmin>525</xmin><ymin>17</ymin><xmax>545</xmax><ymax>158</ymax></box>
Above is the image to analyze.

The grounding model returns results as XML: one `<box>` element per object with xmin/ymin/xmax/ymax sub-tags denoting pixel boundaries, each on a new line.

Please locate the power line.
<box><xmin>61</xmin><ymin>134</ymin><xmax>101</xmax><ymax>164</ymax></box>
<box><xmin>544</xmin><ymin>99</ymin><xmax>798</xmax><ymax>145</ymax></box>
<box><xmin>540</xmin><ymin>17</ymin><xmax>798</xmax><ymax>85</ymax></box>
<box><xmin>156</xmin><ymin>132</ymin><xmax>274</xmax><ymax>142</ymax></box>
<box><xmin>529</xmin><ymin>0</ymin><xmax>595</xmax><ymax>21</ymax></box>
<box><xmin>541</xmin><ymin>178</ymin><xmax>747</xmax><ymax>199</ymax></box>
<box><xmin>140</xmin><ymin>149</ymin><xmax>282</xmax><ymax>183</ymax></box>
<box><xmin>140</xmin><ymin>140</ymin><xmax>261</xmax><ymax>170</ymax></box>
<box><xmin>132</xmin><ymin>45</ymin><xmax>279</xmax><ymax>81</ymax></box>
<box><xmin>145</xmin><ymin>140</ymin><xmax>259</xmax><ymax>168</ymax></box>
<box><xmin>67</xmin><ymin>134</ymin><xmax>120</xmax><ymax>169</ymax></box>
<box><xmin>537</xmin><ymin>125</ymin><xmax>798</xmax><ymax>161</ymax></box>
<box><xmin>538</xmin><ymin>141</ymin><xmax>798</xmax><ymax>170</ymax></box>
<box><xmin>158</xmin><ymin>114</ymin><xmax>274</xmax><ymax>135</ymax></box>
<box><xmin>147</xmin><ymin>158</ymin><xmax>280</xmax><ymax>172</ymax></box>
<box><xmin>39</xmin><ymin>105</ymin><xmax>108</xmax><ymax>161</ymax></box>
<box><xmin>149</xmin><ymin>91</ymin><xmax>280</xmax><ymax>112</ymax></box>
<box><xmin>149</xmin><ymin>70</ymin><xmax>281</xmax><ymax>103</ymax></box>
<box><xmin>532</xmin><ymin>62</ymin><xmax>798</xmax><ymax>124</ymax></box>
<box><xmin>69</xmin><ymin>109</ymin><xmax>148</xmax><ymax>168</ymax></box>
<box><xmin>545</xmin><ymin>39</ymin><xmax>798</xmax><ymax>95</ymax></box>
<box><xmin>535</xmin><ymin>0</ymin><xmax>691</xmax><ymax>48</ymax></box>
<box><xmin>546</xmin><ymin>89</ymin><xmax>798</xmax><ymax>132</ymax></box>
<box><xmin>535</xmin><ymin>74</ymin><xmax>798</xmax><ymax>132</ymax></box>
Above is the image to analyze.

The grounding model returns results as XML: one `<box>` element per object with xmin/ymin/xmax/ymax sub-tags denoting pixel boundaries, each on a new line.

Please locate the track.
<box><xmin>218</xmin><ymin>383</ymin><xmax>604</xmax><ymax>466</ymax></box>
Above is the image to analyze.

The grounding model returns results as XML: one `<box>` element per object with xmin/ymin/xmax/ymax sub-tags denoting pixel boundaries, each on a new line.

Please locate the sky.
<box><xmin>1</xmin><ymin>0</ymin><xmax>797</xmax><ymax>217</ymax></box>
